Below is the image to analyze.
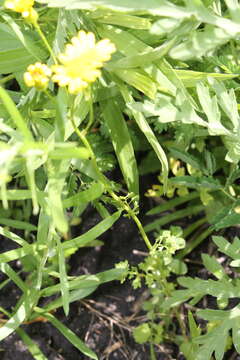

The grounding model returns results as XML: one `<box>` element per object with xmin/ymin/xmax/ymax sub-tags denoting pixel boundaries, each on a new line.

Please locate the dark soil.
<box><xmin>0</xmin><ymin>176</ymin><xmax>239</xmax><ymax>360</ymax></box>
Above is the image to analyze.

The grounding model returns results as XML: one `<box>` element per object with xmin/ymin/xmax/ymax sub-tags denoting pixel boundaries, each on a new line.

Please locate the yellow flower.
<box><xmin>4</xmin><ymin>0</ymin><xmax>38</xmax><ymax>22</ymax></box>
<box><xmin>52</xmin><ymin>30</ymin><xmax>116</xmax><ymax>94</ymax></box>
<box><xmin>24</xmin><ymin>62</ymin><xmax>52</xmax><ymax>90</ymax></box>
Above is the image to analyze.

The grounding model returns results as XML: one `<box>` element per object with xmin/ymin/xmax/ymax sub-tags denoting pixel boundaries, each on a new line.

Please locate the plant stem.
<box><xmin>183</xmin><ymin>217</ymin><xmax>207</xmax><ymax>238</ymax></box>
<box><xmin>34</xmin><ymin>22</ymin><xmax>57</xmax><ymax>64</ymax></box>
<box><xmin>150</xmin><ymin>343</ymin><xmax>157</xmax><ymax>360</ymax></box>
<box><xmin>221</xmin><ymin>188</ymin><xmax>236</xmax><ymax>202</ymax></box>
<box><xmin>85</xmin><ymin>89</ymin><xmax>94</xmax><ymax>133</ymax></box>
<box><xmin>0</xmin><ymin>74</ymin><xmax>15</xmax><ymax>85</ymax></box>
<box><xmin>69</xmin><ymin>111</ymin><xmax>152</xmax><ymax>250</ymax></box>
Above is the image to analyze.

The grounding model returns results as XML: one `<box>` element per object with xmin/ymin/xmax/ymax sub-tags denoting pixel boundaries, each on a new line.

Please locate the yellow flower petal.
<box><xmin>24</xmin><ymin>62</ymin><xmax>51</xmax><ymax>90</ymax></box>
<box><xmin>4</xmin><ymin>0</ymin><xmax>34</xmax><ymax>13</ymax></box>
<box><xmin>52</xmin><ymin>30</ymin><xmax>116</xmax><ymax>94</ymax></box>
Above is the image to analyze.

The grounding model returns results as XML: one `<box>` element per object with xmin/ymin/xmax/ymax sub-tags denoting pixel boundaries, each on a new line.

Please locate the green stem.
<box><xmin>85</xmin><ymin>88</ymin><xmax>94</xmax><ymax>133</ymax></box>
<box><xmin>221</xmin><ymin>188</ymin><xmax>236</xmax><ymax>202</ymax></box>
<box><xmin>183</xmin><ymin>217</ymin><xmax>207</xmax><ymax>238</ymax></box>
<box><xmin>0</xmin><ymin>74</ymin><xmax>15</xmax><ymax>85</ymax></box>
<box><xmin>69</xmin><ymin>111</ymin><xmax>152</xmax><ymax>250</ymax></box>
<box><xmin>34</xmin><ymin>22</ymin><xmax>57</xmax><ymax>64</ymax></box>
<box><xmin>174</xmin><ymin>307</ymin><xmax>187</xmax><ymax>341</ymax></box>
<box><xmin>150</xmin><ymin>343</ymin><xmax>157</xmax><ymax>360</ymax></box>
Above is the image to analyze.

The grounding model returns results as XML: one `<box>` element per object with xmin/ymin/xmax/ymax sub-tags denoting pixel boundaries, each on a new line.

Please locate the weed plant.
<box><xmin>1</xmin><ymin>0</ymin><xmax>240</xmax><ymax>359</ymax></box>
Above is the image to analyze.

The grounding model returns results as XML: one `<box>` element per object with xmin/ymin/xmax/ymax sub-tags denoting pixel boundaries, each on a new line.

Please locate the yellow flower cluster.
<box><xmin>4</xmin><ymin>0</ymin><xmax>38</xmax><ymax>22</ymax></box>
<box><xmin>51</xmin><ymin>31</ymin><xmax>116</xmax><ymax>94</ymax></box>
<box><xmin>23</xmin><ymin>30</ymin><xmax>116</xmax><ymax>94</ymax></box>
<box><xmin>24</xmin><ymin>62</ymin><xmax>52</xmax><ymax>90</ymax></box>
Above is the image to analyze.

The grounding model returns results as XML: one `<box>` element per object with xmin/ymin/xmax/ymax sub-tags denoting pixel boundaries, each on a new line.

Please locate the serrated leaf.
<box><xmin>201</xmin><ymin>253</ymin><xmax>227</xmax><ymax>280</ymax></box>
<box><xmin>169</xmin><ymin>175</ymin><xmax>221</xmax><ymax>190</ymax></box>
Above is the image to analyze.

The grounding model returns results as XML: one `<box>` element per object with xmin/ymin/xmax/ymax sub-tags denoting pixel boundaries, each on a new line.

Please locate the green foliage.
<box><xmin>124</xmin><ymin>227</ymin><xmax>186</xmax><ymax>349</ymax></box>
<box><xmin>1</xmin><ymin>0</ymin><xmax>240</xmax><ymax>358</ymax></box>
<box><xmin>161</xmin><ymin>235</ymin><xmax>240</xmax><ymax>360</ymax></box>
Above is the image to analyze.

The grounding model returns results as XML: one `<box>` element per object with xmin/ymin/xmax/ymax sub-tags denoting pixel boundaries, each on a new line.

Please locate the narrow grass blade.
<box><xmin>56</xmin><ymin>235</ymin><xmax>70</xmax><ymax>316</ymax></box>
<box><xmin>0</xmin><ymin>289</ymin><xmax>38</xmax><ymax>341</ymax></box>
<box><xmin>44</xmin><ymin>313</ymin><xmax>98</xmax><ymax>360</ymax></box>
<box><xmin>119</xmin><ymin>84</ymin><xmax>168</xmax><ymax>191</ymax></box>
<box><xmin>144</xmin><ymin>204</ymin><xmax>204</xmax><ymax>232</ymax></box>
<box><xmin>147</xmin><ymin>191</ymin><xmax>199</xmax><ymax>215</ymax></box>
<box><xmin>0</xmin><ymin>189</ymin><xmax>32</xmax><ymax>201</ymax></box>
<box><xmin>0</xmin><ymin>218</ymin><xmax>37</xmax><ymax>231</ymax></box>
<box><xmin>62</xmin><ymin>210</ymin><xmax>121</xmax><ymax>250</ymax></box>
<box><xmin>0</xmin><ymin>227</ymin><xmax>28</xmax><ymax>247</ymax></box>
<box><xmin>42</xmin><ymin>267</ymin><xmax>126</xmax><ymax>297</ymax></box>
<box><xmin>0</xmin><ymin>244</ymin><xmax>46</xmax><ymax>264</ymax></box>
<box><xmin>63</xmin><ymin>182</ymin><xmax>105</xmax><ymax>208</ymax></box>
<box><xmin>42</xmin><ymin>287</ymin><xmax>98</xmax><ymax>313</ymax></box>
<box><xmin>17</xmin><ymin>328</ymin><xmax>48</xmax><ymax>360</ymax></box>
<box><xmin>0</xmin><ymin>263</ymin><xmax>27</xmax><ymax>292</ymax></box>
<box><xmin>102</xmin><ymin>98</ymin><xmax>139</xmax><ymax>195</ymax></box>
<box><xmin>0</xmin><ymin>86</ymin><xmax>33</xmax><ymax>141</ymax></box>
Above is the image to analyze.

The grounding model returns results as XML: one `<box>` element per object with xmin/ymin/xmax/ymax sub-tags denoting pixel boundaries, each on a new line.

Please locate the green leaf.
<box><xmin>0</xmin><ymin>289</ymin><xmax>38</xmax><ymax>341</ymax></box>
<box><xmin>0</xmin><ymin>189</ymin><xmax>32</xmax><ymax>201</ymax></box>
<box><xmin>0</xmin><ymin>23</ymin><xmax>46</xmax><ymax>74</ymax></box>
<box><xmin>211</xmin><ymin>203</ymin><xmax>240</xmax><ymax>230</ymax></box>
<box><xmin>62</xmin><ymin>210</ymin><xmax>121</xmax><ymax>250</ymax></box>
<box><xmin>147</xmin><ymin>191</ymin><xmax>199</xmax><ymax>215</ymax></box>
<box><xmin>169</xmin><ymin>176</ymin><xmax>221</xmax><ymax>190</ymax></box>
<box><xmin>42</xmin><ymin>287</ymin><xmax>98</xmax><ymax>313</ymax></box>
<box><xmin>42</xmin><ymin>267</ymin><xmax>125</xmax><ymax>297</ymax></box>
<box><xmin>43</xmin><ymin>313</ymin><xmax>98</xmax><ymax>360</ymax></box>
<box><xmin>144</xmin><ymin>204</ymin><xmax>204</xmax><ymax>232</ymax></box>
<box><xmin>56</xmin><ymin>235</ymin><xmax>70</xmax><ymax>316</ymax></box>
<box><xmin>119</xmin><ymin>85</ymin><xmax>168</xmax><ymax>191</ymax></box>
<box><xmin>170</xmin><ymin>26</ymin><xmax>233</xmax><ymax>61</ymax></box>
<box><xmin>109</xmin><ymin>38</ymin><xmax>176</xmax><ymax>69</ymax></box>
<box><xmin>0</xmin><ymin>226</ymin><xmax>29</xmax><ymax>247</ymax></box>
<box><xmin>175</xmin><ymin>69</ymin><xmax>238</xmax><ymax>87</ymax></box>
<box><xmin>195</xmin><ymin>306</ymin><xmax>240</xmax><ymax>360</ymax></box>
<box><xmin>0</xmin><ymin>86</ymin><xmax>33</xmax><ymax>141</ymax></box>
<box><xmin>49</xmin><ymin>146</ymin><xmax>91</xmax><ymax>160</ymax></box>
<box><xmin>133</xmin><ymin>323</ymin><xmax>151</xmax><ymax>344</ymax></box>
<box><xmin>201</xmin><ymin>253</ymin><xmax>227</xmax><ymax>280</ymax></box>
<box><xmin>188</xmin><ymin>311</ymin><xmax>201</xmax><ymax>338</ymax></box>
<box><xmin>209</xmin><ymin>77</ymin><xmax>240</xmax><ymax>132</ymax></box>
<box><xmin>114</xmin><ymin>69</ymin><xmax>157</xmax><ymax>99</ymax></box>
<box><xmin>212</xmin><ymin>236</ymin><xmax>240</xmax><ymax>260</ymax></box>
<box><xmin>196</xmin><ymin>82</ymin><xmax>229</xmax><ymax>136</ymax></box>
<box><xmin>180</xmin><ymin>312</ymin><xmax>200</xmax><ymax>360</ymax></box>
<box><xmin>17</xmin><ymin>328</ymin><xmax>48</xmax><ymax>360</ymax></box>
<box><xmin>169</xmin><ymin>259</ymin><xmax>187</xmax><ymax>275</ymax></box>
<box><xmin>0</xmin><ymin>244</ymin><xmax>38</xmax><ymax>263</ymax></box>
<box><xmin>0</xmin><ymin>263</ymin><xmax>27</xmax><ymax>292</ymax></box>
<box><xmin>63</xmin><ymin>182</ymin><xmax>105</xmax><ymax>208</ymax></box>
<box><xmin>47</xmin><ymin>160</ymin><xmax>69</xmax><ymax>234</ymax></box>
<box><xmin>36</xmin><ymin>0</ymin><xmax>187</xmax><ymax>15</ymax></box>
<box><xmin>169</xmin><ymin>147</ymin><xmax>206</xmax><ymax>174</ymax></box>
<box><xmin>91</xmin><ymin>10</ymin><xmax>151</xmax><ymax>29</ymax></box>
<box><xmin>101</xmin><ymin>98</ymin><xmax>139</xmax><ymax>195</ymax></box>
<box><xmin>0</xmin><ymin>218</ymin><xmax>37</xmax><ymax>231</ymax></box>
